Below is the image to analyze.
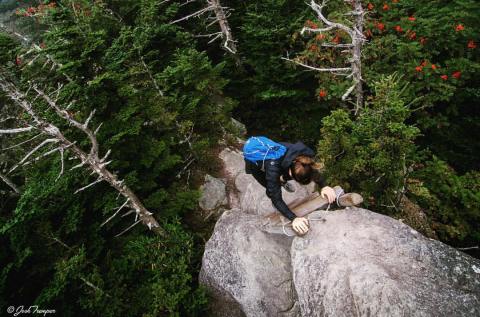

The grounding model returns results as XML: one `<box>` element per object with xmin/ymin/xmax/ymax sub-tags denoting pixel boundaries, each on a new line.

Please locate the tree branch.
<box><xmin>0</xmin><ymin>171</ymin><xmax>21</xmax><ymax>194</ymax></box>
<box><xmin>281</xmin><ymin>57</ymin><xmax>351</xmax><ymax>74</ymax></box>
<box><xmin>0</xmin><ymin>127</ymin><xmax>34</xmax><ymax>134</ymax></box>
<box><xmin>0</xmin><ymin>76</ymin><xmax>165</xmax><ymax>236</ymax></box>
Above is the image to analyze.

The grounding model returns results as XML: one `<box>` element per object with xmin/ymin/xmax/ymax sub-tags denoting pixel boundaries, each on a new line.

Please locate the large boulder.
<box><xmin>200</xmin><ymin>147</ymin><xmax>480</xmax><ymax>317</ymax></box>
<box><xmin>291</xmin><ymin>209</ymin><xmax>480</xmax><ymax>317</ymax></box>
<box><xmin>200</xmin><ymin>209</ymin><xmax>298</xmax><ymax>317</ymax></box>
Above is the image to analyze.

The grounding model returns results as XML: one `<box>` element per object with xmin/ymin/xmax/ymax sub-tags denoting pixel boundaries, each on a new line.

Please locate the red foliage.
<box><xmin>395</xmin><ymin>25</ymin><xmax>403</xmax><ymax>33</ymax></box>
<box><xmin>376</xmin><ymin>22</ymin><xmax>385</xmax><ymax>31</ymax></box>
<box><xmin>415</xmin><ymin>66</ymin><xmax>423</xmax><ymax>72</ymax></box>
<box><xmin>467</xmin><ymin>40</ymin><xmax>477</xmax><ymax>49</ymax></box>
<box><xmin>318</xmin><ymin>90</ymin><xmax>327</xmax><ymax>98</ymax></box>
<box><xmin>452</xmin><ymin>71</ymin><xmax>461</xmax><ymax>79</ymax></box>
<box><xmin>455</xmin><ymin>24</ymin><xmax>465</xmax><ymax>32</ymax></box>
<box><xmin>305</xmin><ymin>20</ymin><xmax>318</xmax><ymax>29</ymax></box>
<box><xmin>368</xmin><ymin>3</ymin><xmax>374</xmax><ymax>10</ymax></box>
<box><xmin>419</xmin><ymin>37</ymin><xmax>427</xmax><ymax>45</ymax></box>
<box><xmin>431</xmin><ymin>64</ymin><xmax>437</xmax><ymax>70</ymax></box>
<box><xmin>440</xmin><ymin>75</ymin><xmax>448</xmax><ymax>80</ymax></box>
<box><xmin>383</xmin><ymin>4</ymin><xmax>389</xmax><ymax>11</ymax></box>
<box><xmin>408</xmin><ymin>16</ymin><xmax>416</xmax><ymax>21</ymax></box>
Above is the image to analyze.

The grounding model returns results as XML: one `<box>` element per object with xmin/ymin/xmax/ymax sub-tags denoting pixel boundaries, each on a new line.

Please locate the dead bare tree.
<box><xmin>0</xmin><ymin>170</ymin><xmax>21</xmax><ymax>194</ymax></box>
<box><xmin>282</xmin><ymin>0</ymin><xmax>366</xmax><ymax>114</ymax></box>
<box><xmin>0</xmin><ymin>77</ymin><xmax>165</xmax><ymax>237</ymax></box>
<box><xmin>170</xmin><ymin>0</ymin><xmax>238</xmax><ymax>57</ymax></box>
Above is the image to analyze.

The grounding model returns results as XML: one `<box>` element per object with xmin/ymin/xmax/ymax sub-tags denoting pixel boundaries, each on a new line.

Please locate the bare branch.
<box><xmin>320</xmin><ymin>43</ymin><xmax>354</xmax><ymax>48</ymax></box>
<box><xmin>101</xmin><ymin>198</ymin><xmax>130</xmax><ymax>227</ymax></box>
<box><xmin>33</xmin><ymin>85</ymin><xmax>100</xmax><ymax>159</ymax></box>
<box><xmin>456</xmin><ymin>246</ymin><xmax>479</xmax><ymax>251</ymax></box>
<box><xmin>281</xmin><ymin>57</ymin><xmax>351</xmax><ymax>74</ymax></box>
<box><xmin>74</xmin><ymin>176</ymin><xmax>104</xmax><ymax>194</ymax></box>
<box><xmin>0</xmin><ymin>127</ymin><xmax>35</xmax><ymax>134</ymax></box>
<box><xmin>0</xmin><ymin>171</ymin><xmax>21</xmax><ymax>194</ymax></box>
<box><xmin>208</xmin><ymin>0</ymin><xmax>238</xmax><ymax>55</ymax></box>
<box><xmin>0</xmin><ymin>77</ymin><xmax>165</xmax><ymax>236</ymax></box>
<box><xmin>341</xmin><ymin>83</ymin><xmax>356</xmax><ymax>101</ymax></box>
<box><xmin>308</xmin><ymin>0</ymin><xmax>354</xmax><ymax>37</ymax></box>
<box><xmin>0</xmin><ymin>116</ymin><xmax>17</xmax><ymax>123</ymax></box>
<box><xmin>9</xmin><ymin>138</ymin><xmax>59</xmax><ymax>173</ymax></box>
<box><xmin>287</xmin><ymin>0</ymin><xmax>365</xmax><ymax>113</ymax></box>
<box><xmin>0</xmin><ymin>26</ymin><xmax>73</xmax><ymax>82</ymax></box>
<box><xmin>138</xmin><ymin>54</ymin><xmax>164</xmax><ymax>97</ymax></box>
<box><xmin>1</xmin><ymin>133</ymin><xmax>43</xmax><ymax>151</ymax></box>
<box><xmin>121</xmin><ymin>209</ymin><xmax>136</xmax><ymax>218</ymax></box>
<box><xmin>114</xmin><ymin>219</ymin><xmax>142</xmax><ymax>237</ymax></box>
<box><xmin>21</xmin><ymin>145</ymin><xmax>62</xmax><ymax>166</ymax></box>
<box><xmin>169</xmin><ymin>6</ymin><xmax>214</xmax><ymax>24</ymax></box>
<box><xmin>55</xmin><ymin>147</ymin><xmax>65</xmax><ymax>182</ymax></box>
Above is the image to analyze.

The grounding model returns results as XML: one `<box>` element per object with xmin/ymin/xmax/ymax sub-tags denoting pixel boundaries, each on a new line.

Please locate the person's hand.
<box><xmin>292</xmin><ymin>217</ymin><xmax>309</xmax><ymax>235</ymax></box>
<box><xmin>321</xmin><ymin>186</ymin><xmax>336</xmax><ymax>204</ymax></box>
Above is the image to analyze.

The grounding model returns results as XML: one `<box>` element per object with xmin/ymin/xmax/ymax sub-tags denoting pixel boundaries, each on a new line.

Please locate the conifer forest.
<box><xmin>0</xmin><ymin>0</ymin><xmax>479</xmax><ymax>316</ymax></box>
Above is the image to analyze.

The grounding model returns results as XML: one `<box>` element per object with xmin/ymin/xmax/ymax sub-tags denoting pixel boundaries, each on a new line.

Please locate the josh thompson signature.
<box><xmin>7</xmin><ymin>305</ymin><xmax>56</xmax><ymax>316</ymax></box>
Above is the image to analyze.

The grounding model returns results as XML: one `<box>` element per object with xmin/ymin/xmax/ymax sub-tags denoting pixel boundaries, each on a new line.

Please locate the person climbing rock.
<box><xmin>243</xmin><ymin>136</ymin><xmax>336</xmax><ymax>235</ymax></box>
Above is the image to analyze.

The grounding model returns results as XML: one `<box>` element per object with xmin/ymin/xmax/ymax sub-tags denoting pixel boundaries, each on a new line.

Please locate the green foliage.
<box><xmin>410</xmin><ymin>156</ymin><xmax>480</xmax><ymax>243</ymax></box>
<box><xmin>318</xmin><ymin>74</ymin><xmax>420</xmax><ymax>210</ymax></box>
<box><xmin>220</xmin><ymin>0</ymin><xmax>326</xmax><ymax>144</ymax></box>
<box><xmin>293</xmin><ymin>0</ymin><xmax>480</xmax><ymax>170</ymax></box>
<box><xmin>1</xmin><ymin>0</ymin><xmax>232</xmax><ymax>315</ymax></box>
<box><xmin>1</xmin><ymin>0</ymin><xmax>480</xmax><ymax>315</ymax></box>
<box><xmin>0</xmin><ymin>33</ymin><xmax>17</xmax><ymax>64</ymax></box>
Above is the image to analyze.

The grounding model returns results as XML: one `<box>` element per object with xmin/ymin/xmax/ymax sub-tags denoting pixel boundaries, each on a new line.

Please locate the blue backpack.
<box><xmin>243</xmin><ymin>136</ymin><xmax>287</xmax><ymax>170</ymax></box>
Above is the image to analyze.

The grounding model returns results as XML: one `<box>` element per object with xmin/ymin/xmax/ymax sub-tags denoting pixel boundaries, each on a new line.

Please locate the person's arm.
<box><xmin>264</xmin><ymin>160</ymin><xmax>297</xmax><ymax>221</ymax></box>
<box><xmin>311</xmin><ymin>169</ymin><xmax>336</xmax><ymax>203</ymax></box>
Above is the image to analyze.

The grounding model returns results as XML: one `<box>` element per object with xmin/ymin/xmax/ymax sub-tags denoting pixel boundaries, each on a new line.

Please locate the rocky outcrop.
<box><xmin>199</xmin><ymin>174</ymin><xmax>228</xmax><ymax>211</ymax></box>
<box><xmin>200</xmin><ymin>147</ymin><xmax>480</xmax><ymax>317</ymax></box>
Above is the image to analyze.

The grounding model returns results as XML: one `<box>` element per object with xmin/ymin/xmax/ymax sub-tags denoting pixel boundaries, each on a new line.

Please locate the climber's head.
<box><xmin>290</xmin><ymin>155</ymin><xmax>318</xmax><ymax>185</ymax></box>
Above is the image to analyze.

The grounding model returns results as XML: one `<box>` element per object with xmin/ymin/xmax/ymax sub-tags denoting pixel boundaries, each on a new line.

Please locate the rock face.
<box><xmin>199</xmin><ymin>174</ymin><xmax>227</xmax><ymax>211</ymax></box>
<box><xmin>200</xmin><ymin>147</ymin><xmax>480</xmax><ymax>317</ymax></box>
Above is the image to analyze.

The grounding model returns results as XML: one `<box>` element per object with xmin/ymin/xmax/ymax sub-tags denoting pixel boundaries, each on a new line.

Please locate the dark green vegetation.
<box><xmin>0</xmin><ymin>0</ymin><xmax>479</xmax><ymax>316</ymax></box>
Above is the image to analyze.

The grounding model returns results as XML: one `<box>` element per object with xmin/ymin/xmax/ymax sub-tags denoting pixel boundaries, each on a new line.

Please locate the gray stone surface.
<box><xmin>231</xmin><ymin>117</ymin><xmax>247</xmax><ymax>136</ymax></box>
<box><xmin>291</xmin><ymin>209</ymin><xmax>480</xmax><ymax>317</ymax></box>
<box><xmin>200</xmin><ymin>146</ymin><xmax>480</xmax><ymax>317</ymax></box>
<box><xmin>199</xmin><ymin>174</ymin><xmax>227</xmax><ymax>211</ymax></box>
<box><xmin>200</xmin><ymin>209</ymin><xmax>299</xmax><ymax>317</ymax></box>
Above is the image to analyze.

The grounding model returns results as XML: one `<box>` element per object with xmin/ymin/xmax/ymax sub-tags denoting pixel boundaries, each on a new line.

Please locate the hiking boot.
<box><xmin>334</xmin><ymin>185</ymin><xmax>363</xmax><ymax>207</ymax></box>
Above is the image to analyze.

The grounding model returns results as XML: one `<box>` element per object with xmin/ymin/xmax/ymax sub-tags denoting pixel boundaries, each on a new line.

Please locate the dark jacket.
<box><xmin>244</xmin><ymin>141</ymin><xmax>326</xmax><ymax>221</ymax></box>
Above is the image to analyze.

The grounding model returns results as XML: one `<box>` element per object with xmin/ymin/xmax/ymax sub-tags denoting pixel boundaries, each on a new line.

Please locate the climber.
<box><xmin>243</xmin><ymin>136</ymin><xmax>336</xmax><ymax>235</ymax></box>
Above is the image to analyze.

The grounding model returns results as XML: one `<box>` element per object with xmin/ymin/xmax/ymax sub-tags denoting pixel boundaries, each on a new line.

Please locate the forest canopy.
<box><xmin>0</xmin><ymin>0</ymin><xmax>479</xmax><ymax>316</ymax></box>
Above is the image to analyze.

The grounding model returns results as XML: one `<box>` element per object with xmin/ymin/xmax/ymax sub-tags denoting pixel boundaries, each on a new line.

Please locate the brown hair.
<box><xmin>290</xmin><ymin>155</ymin><xmax>321</xmax><ymax>185</ymax></box>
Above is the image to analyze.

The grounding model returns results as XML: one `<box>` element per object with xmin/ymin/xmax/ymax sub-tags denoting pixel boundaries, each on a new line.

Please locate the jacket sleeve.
<box><xmin>264</xmin><ymin>160</ymin><xmax>297</xmax><ymax>221</ymax></box>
